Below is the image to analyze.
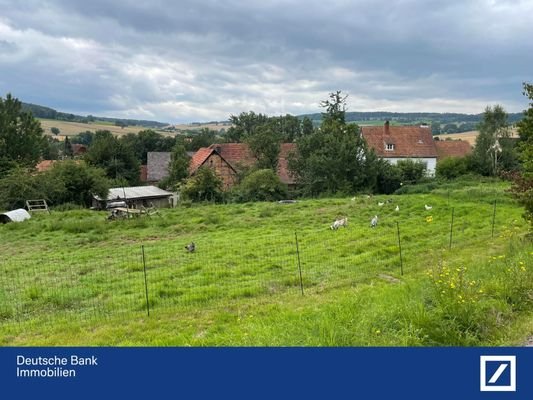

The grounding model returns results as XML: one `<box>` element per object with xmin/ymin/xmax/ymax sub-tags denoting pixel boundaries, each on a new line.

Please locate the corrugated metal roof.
<box><xmin>94</xmin><ymin>186</ymin><xmax>173</xmax><ymax>201</ymax></box>
<box><xmin>0</xmin><ymin>208</ymin><xmax>31</xmax><ymax>223</ymax></box>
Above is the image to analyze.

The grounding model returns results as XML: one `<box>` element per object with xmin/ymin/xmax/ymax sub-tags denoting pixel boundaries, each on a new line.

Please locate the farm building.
<box><xmin>0</xmin><ymin>209</ymin><xmax>31</xmax><ymax>224</ymax></box>
<box><xmin>361</xmin><ymin>121</ymin><xmax>438</xmax><ymax>176</ymax></box>
<box><xmin>92</xmin><ymin>186</ymin><xmax>174</xmax><ymax>209</ymax></box>
<box><xmin>189</xmin><ymin>143</ymin><xmax>297</xmax><ymax>189</ymax></box>
<box><xmin>146</xmin><ymin>152</ymin><xmax>172</xmax><ymax>182</ymax></box>
<box><xmin>434</xmin><ymin>140</ymin><xmax>472</xmax><ymax>160</ymax></box>
<box><xmin>146</xmin><ymin>151</ymin><xmax>197</xmax><ymax>183</ymax></box>
<box><xmin>146</xmin><ymin>144</ymin><xmax>296</xmax><ymax>190</ymax></box>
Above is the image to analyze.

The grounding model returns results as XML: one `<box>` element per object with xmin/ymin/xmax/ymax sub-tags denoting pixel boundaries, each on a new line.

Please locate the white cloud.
<box><xmin>0</xmin><ymin>0</ymin><xmax>531</xmax><ymax>123</ymax></box>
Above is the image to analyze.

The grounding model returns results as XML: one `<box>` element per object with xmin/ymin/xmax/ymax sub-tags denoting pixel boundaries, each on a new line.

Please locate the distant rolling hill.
<box><xmin>21</xmin><ymin>102</ymin><xmax>168</xmax><ymax>129</ymax></box>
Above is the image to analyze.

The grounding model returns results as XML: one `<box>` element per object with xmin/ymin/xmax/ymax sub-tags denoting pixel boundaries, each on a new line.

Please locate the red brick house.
<box><xmin>361</xmin><ymin>121</ymin><xmax>438</xmax><ymax>176</ymax></box>
<box><xmin>189</xmin><ymin>143</ymin><xmax>296</xmax><ymax>190</ymax></box>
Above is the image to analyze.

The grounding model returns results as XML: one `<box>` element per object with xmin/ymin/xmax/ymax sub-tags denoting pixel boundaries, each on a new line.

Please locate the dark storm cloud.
<box><xmin>0</xmin><ymin>0</ymin><xmax>531</xmax><ymax>122</ymax></box>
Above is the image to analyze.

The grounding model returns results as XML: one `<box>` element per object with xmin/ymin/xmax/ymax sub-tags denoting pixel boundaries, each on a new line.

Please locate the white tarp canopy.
<box><xmin>0</xmin><ymin>208</ymin><xmax>31</xmax><ymax>223</ymax></box>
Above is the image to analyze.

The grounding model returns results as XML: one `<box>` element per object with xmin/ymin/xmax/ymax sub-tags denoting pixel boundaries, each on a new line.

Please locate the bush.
<box><xmin>436</xmin><ymin>156</ymin><xmax>470</xmax><ymax>179</ymax></box>
<box><xmin>375</xmin><ymin>160</ymin><xmax>402</xmax><ymax>194</ymax></box>
<box><xmin>396</xmin><ymin>159</ymin><xmax>427</xmax><ymax>184</ymax></box>
<box><xmin>235</xmin><ymin>169</ymin><xmax>288</xmax><ymax>202</ymax></box>
<box><xmin>181</xmin><ymin>167</ymin><xmax>223</xmax><ymax>202</ymax></box>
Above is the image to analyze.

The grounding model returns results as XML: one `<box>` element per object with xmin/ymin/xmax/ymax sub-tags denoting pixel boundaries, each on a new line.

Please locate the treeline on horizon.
<box><xmin>21</xmin><ymin>102</ymin><xmax>168</xmax><ymax>128</ymax></box>
<box><xmin>21</xmin><ymin>100</ymin><xmax>524</xmax><ymax>136</ymax></box>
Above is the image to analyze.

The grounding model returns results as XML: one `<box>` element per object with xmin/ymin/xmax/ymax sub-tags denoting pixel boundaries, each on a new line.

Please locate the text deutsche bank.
<box><xmin>16</xmin><ymin>355</ymin><xmax>98</xmax><ymax>378</ymax></box>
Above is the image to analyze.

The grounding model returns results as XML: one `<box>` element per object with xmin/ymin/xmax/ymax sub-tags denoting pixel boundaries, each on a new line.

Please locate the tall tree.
<box><xmin>301</xmin><ymin>117</ymin><xmax>315</xmax><ymax>136</ymax></box>
<box><xmin>246</xmin><ymin>125</ymin><xmax>281</xmax><ymax>171</ymax></box>
<box><xmin>472</xmin><ymin>105</ymin><xmax>510</xmax><ymax>175</ymax></box>
<box><xmin>320</xmin><ymin>90</ymin><xmax>348</xmax><ymax>125</ymax></box>
<box><xmin>184</xmin><ymin>128</ymin><xmax>217</xmax><ymax>151</ymax></box>
<box><xmin>289</xmin><ymin>91</ymin><xmax>377</xmax><ymax>195</ymax></box>
<box><xmin>517</xmin><ymin>83</ymin><xmax>533</xmax><ymax>177</ymax></box>
<box><xmin>0</xmin><ymin>93</ymin><xmax>44</xmax><ymax>169</ymax></box>
<box><xmin>168</xmin><ymin>143</ymin><xmax>191</xmax><ymax>184</ymax></box>
<box><xmin>84</xmin><ymin>130</ymin><xmax>140</xmax><ymax>185</ymax></box>
<box><xmin>225</xmin><ymin>111</ymin><xmax>269</xmax><ymax>142</ymax></box>
<box><xmin>511</xmin><ymin>82</ymin><xmax>533</xmax><ymax>225</ymax></box>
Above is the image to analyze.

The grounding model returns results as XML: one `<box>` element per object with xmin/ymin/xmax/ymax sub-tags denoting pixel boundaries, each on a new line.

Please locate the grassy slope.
<box><xmin>0</xmin><ymin>179</ymin><xmax>531</xmax><ymax>346</ymax></box>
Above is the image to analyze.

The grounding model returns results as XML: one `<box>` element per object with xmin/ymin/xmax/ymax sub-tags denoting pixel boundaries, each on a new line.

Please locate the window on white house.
<box><xmin>385</xmin><ymin>143</ymin><xmax>395</xmax><ymax>151</ymax></box>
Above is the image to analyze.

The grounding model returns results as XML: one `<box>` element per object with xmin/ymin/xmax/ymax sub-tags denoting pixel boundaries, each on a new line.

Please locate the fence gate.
<box><xmin>26</xmin><ymin>199</ymin><xmax>50</xmax><ymax>214</ymax></box>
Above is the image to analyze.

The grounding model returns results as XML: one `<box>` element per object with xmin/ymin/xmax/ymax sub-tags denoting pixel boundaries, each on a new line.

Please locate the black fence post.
<box><xmin>491</xmin><ymin>200</ymin><xmax>497</xmax><ymax>239</ymax></box>
<box><xmin>396</xmin><ymin>222</ymin><xmax>404</xmax><ymax>276</ymax></box>
<box><xmin>141</xmin><ymin>245</ymin><xmax>150</xmax><ymax>317</ymax></box>
<box><xmin>449</xmin><ymin>207</ymin><xmax>455</xmax><ymax>250</ymax></box>
<box><xmin>294</xmin><ymin>231</ymin><xmax>304</xmax><ymax>296</ymax></box>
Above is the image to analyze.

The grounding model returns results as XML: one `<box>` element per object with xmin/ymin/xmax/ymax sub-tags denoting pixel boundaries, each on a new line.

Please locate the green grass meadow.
<box><xmin>0</xmin><ymin>178</ymin><xmax>531</xmax><ymax>346</ymax></box>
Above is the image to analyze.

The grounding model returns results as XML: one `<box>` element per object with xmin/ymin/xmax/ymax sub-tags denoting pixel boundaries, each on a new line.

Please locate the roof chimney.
<box><xmin>384</xmin><ymin>120</ymin><xmax>390</xmax><ymax>135</ymax></box>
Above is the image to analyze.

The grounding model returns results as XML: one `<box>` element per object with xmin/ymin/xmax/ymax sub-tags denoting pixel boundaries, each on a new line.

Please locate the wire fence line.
<box><xmin>0</xmin><ymin>202</ymin><xmax>511</xmax><ymax>328</ymax></box>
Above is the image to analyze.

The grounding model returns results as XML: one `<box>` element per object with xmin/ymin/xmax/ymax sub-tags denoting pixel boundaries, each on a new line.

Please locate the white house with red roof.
<box><xmin>361</xmin><ymin>121</ymin><xmax>438</xmax><ymax>176</ymax></box>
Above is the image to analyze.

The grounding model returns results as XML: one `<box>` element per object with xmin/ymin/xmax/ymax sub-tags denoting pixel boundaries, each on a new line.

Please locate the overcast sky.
<box><xmin>0</xmin><ymin>0</ymin><xmax>531</xmax><ymax>123</ymax></box>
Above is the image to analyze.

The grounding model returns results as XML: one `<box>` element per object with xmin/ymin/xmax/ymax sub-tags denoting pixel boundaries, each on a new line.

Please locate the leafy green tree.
<box><xmin>51</xmin><ymin>127</ymin><xmax>60</xmax><ymax>136</ymax></box>
<box><xmin>225</xmin><ymin>111</ymin><xmax>269</xmax><ymax>142</ymax></box>
<box><xmin>301</xmin><ymin>117</ymin><xmax>314</xmax><ymax>136</ymax></box>
<box><xmin>42</xmin><ymin>136</ymin><xmax>61</xmax><ymax>160</ymax></box>
<box><xmin>375</xmin><ymin>159</ymin><xmax>402</xmax><ymax>194</ymax></box>
<box><xmin>320</xmin><ymin>90</ymin><xmax>348</xmax><ymax>125</ymax></box>
<box><xmin>84</xmin><ymin>130</ymin><xmax>140</xmax><ymax>185</ymax></box>
<box><xmin>517</xmin><ymin>83</ymin><xmax>533</xmax><ymax>177</ymax></box>
<box><xmin>120</xmin><ymin>130</ymin><xmax>176</xmax><ymax>164</ymax></box>
<box><xmin>396</xmin><ymin>159</ymin><xmax>427</xmax><ymax>183</ymax></box>
<box><xmin>246</xmin><ymin>125</ymin><xmax>281</xmax><ymax>171</ymax></box>
<box><xmin>436</xmin><ymin>157</ymin><xmax>470</xmax><ymax>180</ymax></box>
<box><xmin>184</xmin><ymin>128</ymin><xmax>217</xmax><ymax>151</ymax></box>
<box><xmin>71</xmin><ymin>131</ymin><xmax>94</xmax><ymax>146</ymax></box>
<box><xmin>43</xmin><ymin>160</ymin><xmax>110</xmax><ymax>206</ymax></box>
<box><xmin>115</xmin><ymin>120</ymin><xmax>127</xmax><ymax>129</ymax></box>
<box><xmin>0</xmin><ymin>167</ymin><xmax>44</xmax><ymax>209</ymax></box>
<box><xmin>267</xmin><ymin>114</ymin><xmax>302</xmax><ymax>142</ymax></box>
<box><xmin>64</xmin><ymin>136</ymin><xmax>74</xmax><ymax>158</ymax></box>
<box><xmin>159</xmin><ymin>143</ymin><xmax>190</xmax><ymax>190</ymax></box>
<box><xmin>472</xmin><ymin>105</ymin><xmax>510</xmax><ymax>175</ymax></box>
<box><xmin>235</xmin><ymin>169</ymin><xmax>288</xmax><ymax>202</ymax></box>
<box><xmin>181</xmin><ymin>166</ymin><xmax>222</xmax><ymax>202</ymax></box>
<box><xmin>289</xmin><ymin>91</ymin><xmax>377</xmax><ymax>195</ymax></box>
<box><xmin>510</xmin><ymin>82</ymin><xmax>533</xmax><ymax>225</ymax></box>
<box><xmin>0</xmin><ymin>93</ymin><xmax>44</xmax><ymax>169</ymax></box>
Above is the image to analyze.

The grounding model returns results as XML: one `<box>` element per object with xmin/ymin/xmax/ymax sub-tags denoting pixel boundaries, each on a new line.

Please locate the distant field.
<box><xmin>173</xmin><ymin>122</ymin><xmax>232</xmax><ymax>132</ymax></box>
<box><xmin>435</xmin><ymin>128</ymin><xmax>519</xmax><ymax>146</ymax></box>
<box><xmin>38</xmin><ymin>119</ymin><xmax>171</xmax><ymax>137</ymax></box>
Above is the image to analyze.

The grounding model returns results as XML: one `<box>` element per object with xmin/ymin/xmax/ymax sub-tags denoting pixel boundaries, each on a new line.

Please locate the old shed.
<box><xmin>93</xmin><ymin>186</ymin><xmax>173</xmax><ymax>209</ymax></box>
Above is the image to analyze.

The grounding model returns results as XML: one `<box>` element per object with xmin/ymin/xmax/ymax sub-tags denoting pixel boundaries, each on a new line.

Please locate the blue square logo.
<box><xmin>480</xmin><ymin>355</ymin><xmax>516</xmax><ymax>392</ymax></box>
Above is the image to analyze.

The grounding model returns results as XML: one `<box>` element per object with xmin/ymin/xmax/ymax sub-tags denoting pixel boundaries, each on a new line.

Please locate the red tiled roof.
<box><xmin>71</xmin><ymin>144</ymin><xmax>88</xmax><ymax>155</ymax></box>
<box><xmin>189</xmin><ymin>147</ymin><xmax>216</xmax><ymax>174</ymax></box>
<box><xmin>35</xmin><ymin>160</ymin><xmax>56</xmax><ymax>172</ymax></box>
<box><xmin>361</xmin><ymin>124</ymin><xmax>438</xmax><ymax>158</ymax></box>
<box><xmin>188</xmin><ymin>142</ymin><xmax>297</xmax><ymax>184</ymax></box>
<box><xmin>209</xmin><ymin>143</ymin><xmax>255</xmax><ymax>167</ymax></box>
<box><xmin>434</xmin><ymin>140</ymin><xmax>472</xmax><ymax>159</ymax></box>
